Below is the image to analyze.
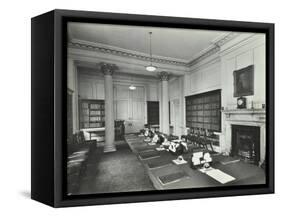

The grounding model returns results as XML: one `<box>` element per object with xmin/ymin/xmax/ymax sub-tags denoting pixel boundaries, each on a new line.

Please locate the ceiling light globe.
<box><xmin>145</xmin><ymin>65</ymin><xmax>157</xmax><ymax>72</ymax></box>
<box><xmin>129</xmin><ymin>85</ymin><xmax>136</xmax><ymax>90</ymax></box>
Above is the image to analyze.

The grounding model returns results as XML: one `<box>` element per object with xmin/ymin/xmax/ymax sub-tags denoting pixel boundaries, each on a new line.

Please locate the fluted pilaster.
<box><xmin>100</xmin><ymin>62</ymin><xmax>117</xmax><ymax>152</ymax></box>
<box><xmin>159</xmin><ymin>71</ymin><xmax>170</xmax><ymax>134</ymax></box>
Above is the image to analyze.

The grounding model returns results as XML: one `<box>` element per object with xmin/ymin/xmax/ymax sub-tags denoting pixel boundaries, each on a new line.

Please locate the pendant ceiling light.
<box><xmin>145</xmin><ymin>32</ymin><xmax>157</xmax><ymax>72</ymax></box>
<box><xmin>129</xmin><ymin>84</ymin><xmax>136</xmax><ymax>90</ymax></box>
<box><xmin>129</xmin><ymin>77</ymin><xmax>136</xmax><ymax>90</ymax></box>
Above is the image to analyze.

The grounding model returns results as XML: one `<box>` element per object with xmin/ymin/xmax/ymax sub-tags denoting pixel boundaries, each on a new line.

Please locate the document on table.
<box><xmin>199</xmin><ymin>167</ymin><xmax>235</xmax><ymax>184</ymax></box>
<box><xmin>205</xmin><ymin>169</ymin><xmax>235</xmax><ymax>184</ymax></box>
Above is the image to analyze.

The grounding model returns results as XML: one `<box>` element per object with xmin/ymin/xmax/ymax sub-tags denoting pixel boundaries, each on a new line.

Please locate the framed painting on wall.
<box><xmin>233</xmin><ymin>65</ymin><xmax>254</xmax><ymax>97</ymax></box>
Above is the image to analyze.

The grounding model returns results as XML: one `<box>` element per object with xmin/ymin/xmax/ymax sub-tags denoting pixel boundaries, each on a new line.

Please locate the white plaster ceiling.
<box><xmin>68</xmin><ymin>22</ymin><xmax>229</xmax><ymax>62</ymax></box>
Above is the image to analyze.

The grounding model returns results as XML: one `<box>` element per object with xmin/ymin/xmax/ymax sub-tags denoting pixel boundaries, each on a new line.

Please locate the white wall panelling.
<box><xmin>67</xmin><ymin>32</ymin><xmax>266</xmax><ymax>158</ymax></box>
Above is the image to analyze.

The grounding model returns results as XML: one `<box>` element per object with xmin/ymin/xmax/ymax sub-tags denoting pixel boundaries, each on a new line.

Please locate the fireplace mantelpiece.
<box><xmin>221</xmin><ymin>108</ymin><xmax>266</xmax><ymax>165</ymax></box>
<box><xmin>223</xmin><ymin>109</ymin><xmax>265</xmax><ymax>122</ymax></box>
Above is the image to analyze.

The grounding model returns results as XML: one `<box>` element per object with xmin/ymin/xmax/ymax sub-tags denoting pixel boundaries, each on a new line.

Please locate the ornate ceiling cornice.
<box><xmin>68</xmin><ymin>41</ymin><xmax>189</xmax><ymax>67</ymax></box>
<box><xmin>69</xmin><ymin>32</ymin><xmax>239</xmax><ymax>69</ymax></box>
<box><xmin>188</xmin><ymin>45</ymin><xmax>220</xmax><ymax>66</ymax></box>
<box><xmin>213</xmin><ymin>32</ymin><xmax>240</xmax><ymax>47</ymax></box>
<box><xmin>188</xmin><ymin>32</ymin><xmax>239</xmax><ymax>66</ymax></box>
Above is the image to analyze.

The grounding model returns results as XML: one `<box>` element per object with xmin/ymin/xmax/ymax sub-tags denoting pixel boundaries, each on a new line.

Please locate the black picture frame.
<box><xmin>233</xmin><ymin>65</ymin><xmax>254</xmax><ymax>97</ymax></box>
<box><xmin>31</xmin><ymin>9</ymin><xmax>274</xmax><ymax>207</ymax></box>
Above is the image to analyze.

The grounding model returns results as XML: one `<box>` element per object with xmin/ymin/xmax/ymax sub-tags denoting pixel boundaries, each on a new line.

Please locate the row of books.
<box><xmin>81</xmin><ymin>103</ymin><xmax>105</xmax><ymax>110</ymax></box>
<box><xmin>82</xmin><ymin>122</ymin><xmax>105</xmax><ymax>128</ymax></box>
<box><xmin>186</xmin><ymin>117</ymin><xmax>219</xmax><ymax>123</ymax></box>
<box><xmin>81</xmin><ymin>116</ymin><xmax>105</xmax><ymax>122</ymax></box>
<box><xmin>186</xmin><ymin>95</ymin><xmax>220</xmax><ymax>105</ymax></box>
<box><xmin>90</xmin><ymin>110</ymin><xmax>105</xmax><ymax>115</ymax></box>
<box><xmin>89</xmin><ymin>116</ymin><xmax>104</xmax><ymax>122</ymax></box>
<box><xmin>89</xmin><ymin>104</ymin><xmax>104</xmax><ymax>109</ymax></box>
<box><xmin>186</xmin><ymin>122</ymin><xmax>220</xmax><ymax>131</ymax></box>
<box><xmin>186</xmin><ymin>110</ymin><xmax>219</xmax><ymax>116</ymax></box>
<box><xmin>186</xmin><ymin>103</ymin><xmax>220</xmax><ymax>110</ymax></box>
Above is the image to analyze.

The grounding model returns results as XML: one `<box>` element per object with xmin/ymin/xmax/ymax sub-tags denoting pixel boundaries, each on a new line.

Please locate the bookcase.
<box><xmin>79</xmin><ymin>99</ymin><xmax>125</xmax><ymax>141</ymax></box>
<box><xmin>185</xmin><ymin>89</ymin><xmax>221</xmax><ymax>132</ymax></box>
<box><xmin>79</xmin><ymin>99</ymin><xmax>105</xmax><ymax>129</ymax></box>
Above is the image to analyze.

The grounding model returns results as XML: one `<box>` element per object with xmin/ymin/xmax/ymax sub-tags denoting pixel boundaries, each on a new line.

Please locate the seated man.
<box><xmin>148</xmin><ymin>133</ymin><xmax>159</xmax><ymax>145</ymax></box>
<box><xmin>159</xmin><ymin>137</ymin><xmax>170</xmax><ymax>148</ymax></box>
<box><xmin>144</xmin><ymin>128</ymin><xmax>150</xmax><ymax>137</ymax></box>
<box><xmin>168</xmin><ymin>141</ymin><xmax>188</xmax><ymax>155</ymax></box>
<box><xmin>168</xmin><ymin>141</ymin><xmax>189</xmax><ymax>164</ymax></box>
<box><xmin>144</xmin><ymin>128</ymin><xmax>156</xmax><ymax>142</ymax></box>
<box><xmin>139</xmin><ymin>129</ymin><xmax>145</xmax><ymax>137</ymax></box>
<box><xmin>156</xmin><ymin>133</ymin><xmax>165</xmax><ymax>145</ymax></box>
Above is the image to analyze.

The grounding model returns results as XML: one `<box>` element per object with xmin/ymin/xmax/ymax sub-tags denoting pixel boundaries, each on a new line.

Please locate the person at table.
<box><xmin>168</xmin><ymin>141</ymin><xmax>188</xmax><ymax>155</ymax></box>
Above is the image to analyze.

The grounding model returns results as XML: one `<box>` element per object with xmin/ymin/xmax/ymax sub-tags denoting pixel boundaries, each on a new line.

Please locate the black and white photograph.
<box><xmin>66</xmin><ymin>22</ymin><xmax>267</xmax><ymax>196</ymax></box>
<box><xmin>1</xmin><ymin>0</ymin><xmax>280</xmax><ymax>213</ymax></box>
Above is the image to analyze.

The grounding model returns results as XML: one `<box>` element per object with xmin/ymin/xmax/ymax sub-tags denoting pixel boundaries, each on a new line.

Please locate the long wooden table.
<box><xmin>125</xmin><ymin>134</ymin><xmax>265</xmax><ymax>190</ymax></box>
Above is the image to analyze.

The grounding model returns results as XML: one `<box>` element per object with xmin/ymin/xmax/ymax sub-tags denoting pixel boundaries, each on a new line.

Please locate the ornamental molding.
<box><xmin>188</xmin><ymin>45</ymin><xmax>220</xmax><ymax>67</ymax></box>
<box><xmin>158</xmin><ymin>71</ymin><xmax>170</xmax><ymax>81</ymax></box>
<box><xmin>69</xmin><ymin>32</ymin><xmax>240</xmax><ymax>68</ymax></box>
<box><xmin>99</xmin><ymin>62</ymin><xmax>117</xmax><ymax>76</ymax></box>
<box><xmin>188</xmin><ymin>32</ymin><xmax>240</xmax><ymax>66</ymax></box>
<box><xmin>213</xmin><ymin>32</ymin><xmax>240</xmax><ymax>47</ymax></box>
<box><xmin>69</xmin><ymin>40</ymin><xmax>189</xmax><ymax>67</ymax></box>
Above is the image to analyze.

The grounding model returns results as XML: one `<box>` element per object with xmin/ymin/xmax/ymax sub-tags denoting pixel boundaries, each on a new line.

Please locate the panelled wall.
<box><xmin>220</xmin><ymin>34</ymin><xmax>266</xmax><ymax>160</ymax></box>
<box><xmin>183</xmin><ymin>34</ymin><xmax>266</xmax><ymax>154</ymax></box>
<box><xmin>68</xmin><ymin>33</ymin><xmax>266</xmax><ymax>156</ymax></box>
<box><xmin>220</xmin><ymin>34</ymin><xmax>266</xmax><ymax>109</ymax></box>
<box><xmin>168</xmin><ymin>77</ymin><xmax>185</xmax><ymax>136</ymax></box>
<box><xmin>184</xmin><ymin>55</ymin><xmax>221</xmax><ymax>97</ymax></box>
<box><xmin>77</xmin><ymin>67</ymin><xmax>159</xmax><ymax>134</ymax></box>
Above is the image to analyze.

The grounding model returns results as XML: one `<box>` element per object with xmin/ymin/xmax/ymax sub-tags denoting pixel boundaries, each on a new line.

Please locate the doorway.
<box><xmin>114</xmin><ymin>85</ymin><xmax>145</xmax><ymax>134</ymax></box>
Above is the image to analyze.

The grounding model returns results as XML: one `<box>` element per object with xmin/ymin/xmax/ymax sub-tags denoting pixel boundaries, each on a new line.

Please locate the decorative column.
<box><xmin>159</xmin><ymin>71</ymin><xmax>170</xmax><ymax>134</ymax></box>
<box><xmin>67</xmin><ymin>58</ymin><xmax>79</xmax><ymax>133</ymax></box>
<box><xmin>100</xmin><ymin>62</ymin><xmax>117</xmax><ymax>153</ymax></box>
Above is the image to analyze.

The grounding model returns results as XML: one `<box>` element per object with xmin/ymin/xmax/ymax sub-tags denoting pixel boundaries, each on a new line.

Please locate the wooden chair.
<box><xmin>67</xmin><ymin>131</ymin><xmax>97</xmax><ymax>195</ymax></box>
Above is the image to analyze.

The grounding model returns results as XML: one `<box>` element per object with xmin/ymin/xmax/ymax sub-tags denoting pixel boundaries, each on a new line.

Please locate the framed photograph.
<box><xmin>233</xmin><ymin>65</ymin><xmax>254</xmax><ymax>97</ymax></box>
<box><xmin>31</xmin><ymin>9</ymin><xmax>274</xmax><ymax>207</ymax></box>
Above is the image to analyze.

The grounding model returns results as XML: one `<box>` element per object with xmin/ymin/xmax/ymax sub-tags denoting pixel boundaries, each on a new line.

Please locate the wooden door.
<box><xmin>171</xmin><ymin>99</ymin><xmax>180</xmax><ymax>136</ymax></box>
<box><xmin>129</xmin><ymin>86</ymin><xmax>145</xmax><ymax>133</ymax></box>
<box><xmin>114</xmin><ymin>85</ymin><xmax>145</xmax><ymax>134</ymax></box>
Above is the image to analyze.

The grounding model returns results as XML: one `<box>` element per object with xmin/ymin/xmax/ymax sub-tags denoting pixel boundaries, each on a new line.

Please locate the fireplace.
<box><xmin>231</xmin><ymin>125</ymin><xmax>260</xmax><ymax>165</ymax></box>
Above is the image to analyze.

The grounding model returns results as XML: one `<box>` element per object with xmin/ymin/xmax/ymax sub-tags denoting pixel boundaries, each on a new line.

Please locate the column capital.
<box><xmin>99</xmin><ymin>62</ymin><xmax>117</xmax><ymax>76</ymax></box>
<box><xmin>158</xmin><ymin>71</ymin><xmax>170</xmax><ymax>81</ymax></box>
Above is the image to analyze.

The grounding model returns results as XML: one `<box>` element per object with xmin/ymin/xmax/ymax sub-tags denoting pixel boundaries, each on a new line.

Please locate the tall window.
<box><xmin>185</xmin><ymin>89</ymin><xmax>221</xmax><ymax>132</ymax></box>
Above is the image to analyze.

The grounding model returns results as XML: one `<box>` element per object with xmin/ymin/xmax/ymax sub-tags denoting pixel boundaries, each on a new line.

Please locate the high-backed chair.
<box><xmin>67</xmin><ymin>131</ymin><xmax>97</xmax><ymax>195</ymax></box>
